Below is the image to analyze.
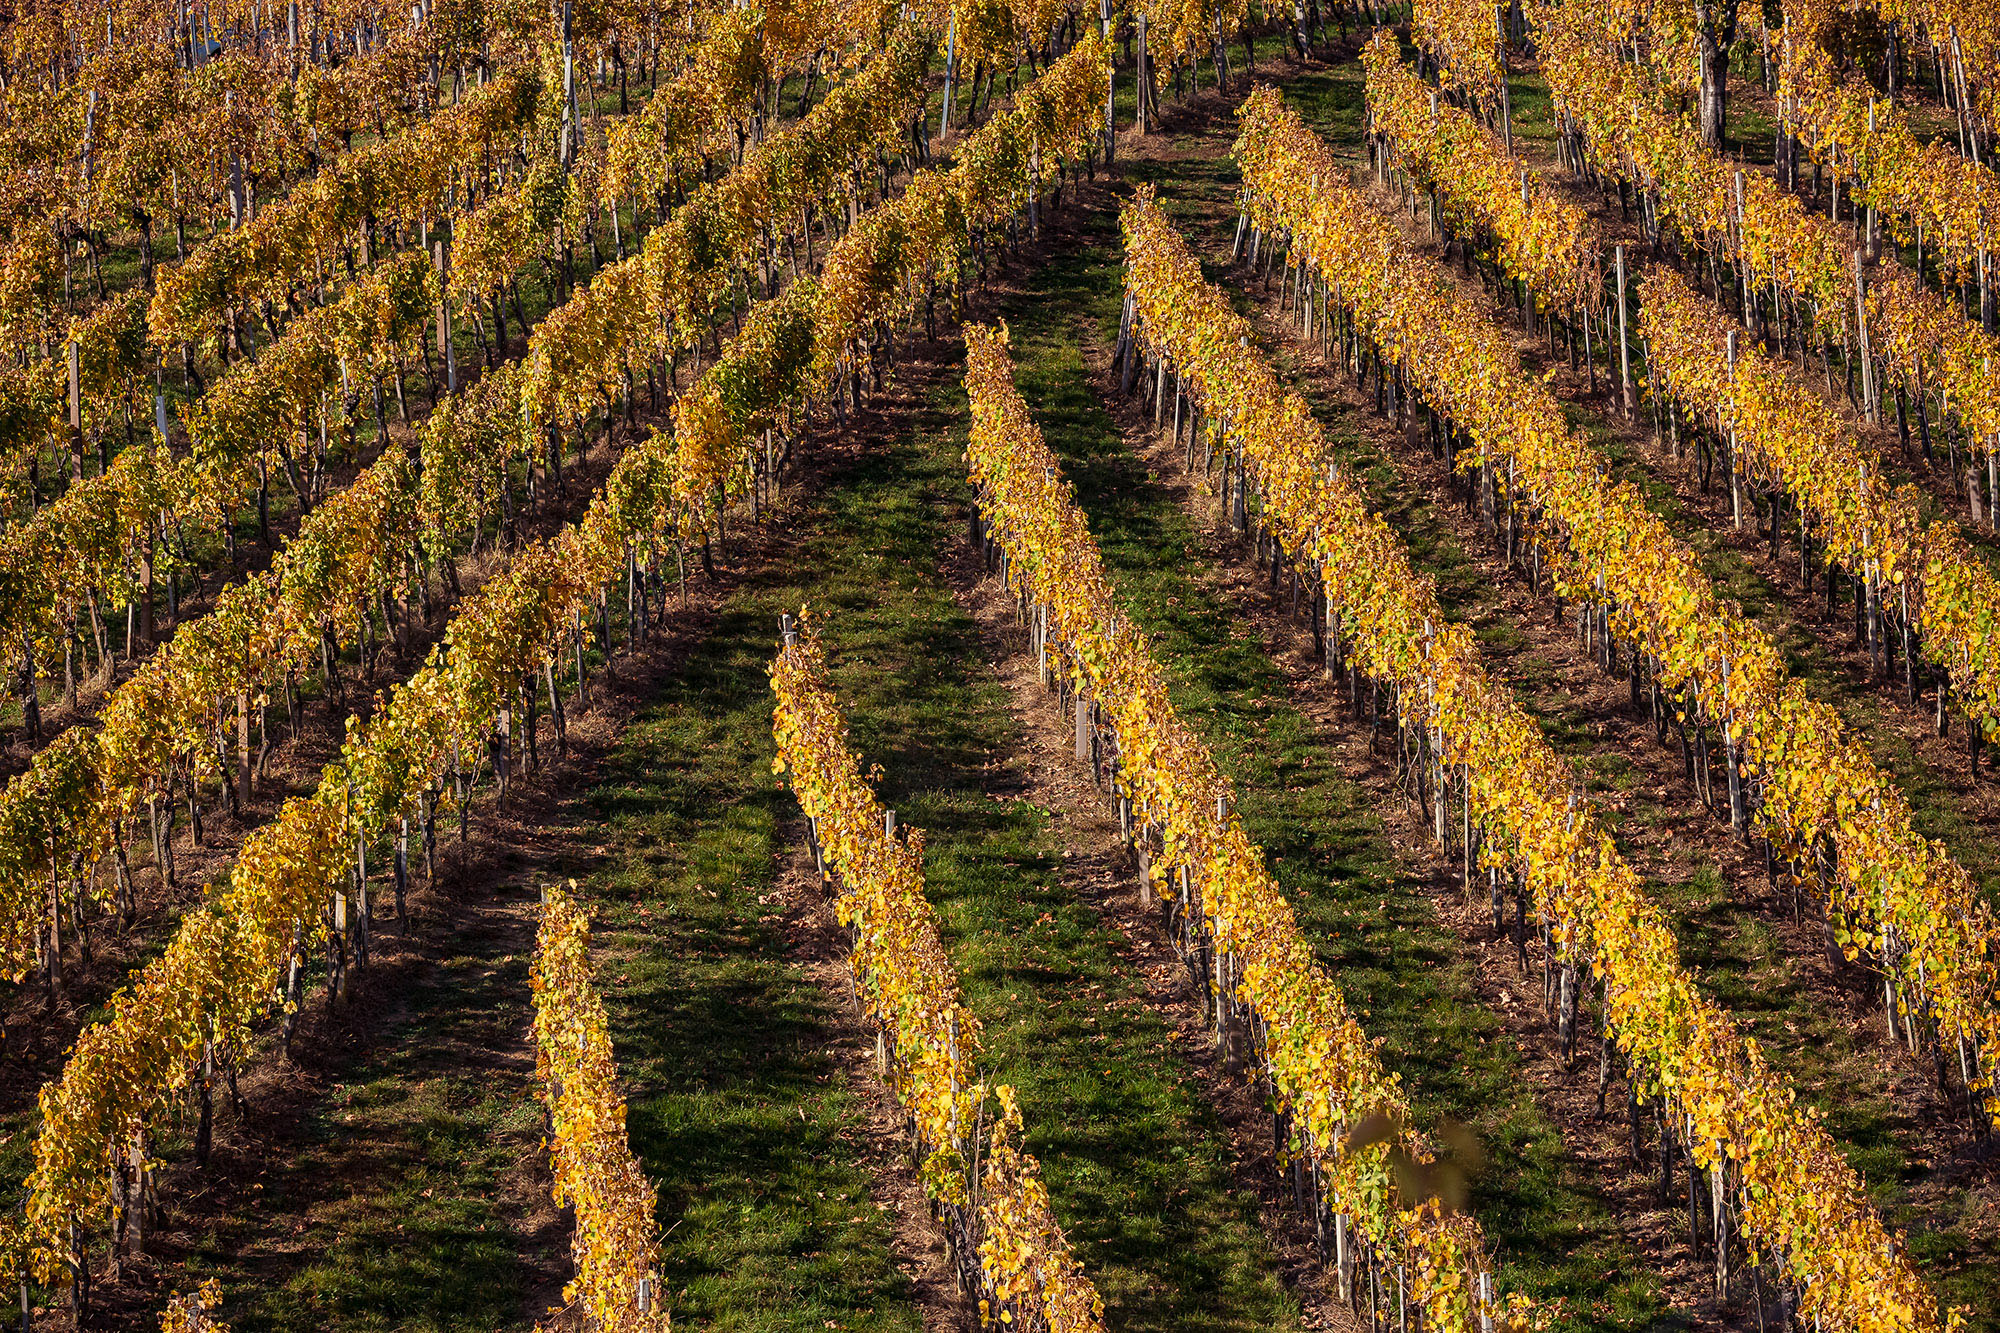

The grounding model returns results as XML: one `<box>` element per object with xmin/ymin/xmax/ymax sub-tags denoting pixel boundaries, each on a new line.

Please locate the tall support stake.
<box><xmin>1726</xmin><ymin>331</ymin><xmax>1743</xmax><ymax>529</ymax></box>
<box><xmin>559</xmin><ymin>1</ymin><xmax>576</xmax><ymax>169</ymax></box>
<box><xmin>1853</xmin><ymin>249</ymin><xmax>1876</xmax><ymax>423</ymax></box>
<box><xmin>1616</xmin><ymin>245</ymin><xmax>1633</xmax><ymax>416</ymax></box>
<box><xmin>1102</xmin><ymin>0</ymin><xmax>1116</xmax><ymax>165</ymax></box>
<box><xmin>435</xmin><ymin>239</ymin><xmax>456</xmax><ymax>394</ymax></box>
<box><xmin>940</xmin><ymin>12</ymin><xmax>957</xmax><ymax>139</ymax></box>
<box><xmin>238</xmin><ymin>690</ymin><xmax>252</xmax><ymax>807</ymax></box>
<box><xmin>1136</xmin><ymin>11</ymin><xmax>1151</xmax><ymax>134</ymax></box>
<box><xmin>66</xmin><ymin>340</ymin><xmax>82</xmax><ymax>477</ymax></box>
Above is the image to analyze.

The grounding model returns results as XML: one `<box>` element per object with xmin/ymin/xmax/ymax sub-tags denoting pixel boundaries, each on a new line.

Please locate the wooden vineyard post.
<box><xmin>354</xmin><ymin>835</ymin><xmax>370</xmax><ymax>964</ymax></box>
<box><xmin>1136</xmin><ymin>11</ymin><xmax>1151</xmax><ymax>134</ymax></box>
<box><xmin>67</xmin><ymin>340</ymin><xmax>82</xmax><ymax>480</ymax></box>
<box><xmin>1137</xmin><ymin>822</ymin><xmax>1154</xmax><ymax>908</ymax></box>
<box><xmin>1616</xmin><ymin>245</ymin><xmax>1632</xmax><ymax>416</ymax></box>
<box><xmin>422</xmin><ymin>789</ymin><xmax>438</xmax><ymax>883</ymax></box>
<box><xmin>1854</xmin><ymin>249</ymin><xmax>1876</xmax><ymax>424</ymax></box>
<box><xmin>1334</xmin><ymin>1211</ymin><xmax>1351</xmax><ymax>1299</ymax></box>
<box><xmin>940</xmin><ymin>12</ymin><xmax>956</xmax><ymax>139</ymax></box>
<box><xmin>496</xmin><ymin>707</ymin><xmax>511</xmax><ymax>801</ymax></box>
<box><xmin>331</xmin><ymin>891</ymin><xmax>348</xmax><ymax>1003</ymax></box>
<box><xmin>238</xmin><ymin>690</ymin><xmax>253</xmax><ymax>808</ymax></box>
<box><xmin>435</xmin><ymin>238</ymin><xmax>456</xmax><ymax>395</ymax></box>
<box><xmin>1989</xmin><ymin>434</ymin><xmax>1999</xmax><ymax>532</ymax></box>
<box><xmin>1726</xmin><ymin>331</ymin><xmax>1743</xmax><ymax>529</ymax></box>
<box><xmin>1101</xmin><ymin>0</ymin><xmax>1115</xmax><ymax>166</ymax></box>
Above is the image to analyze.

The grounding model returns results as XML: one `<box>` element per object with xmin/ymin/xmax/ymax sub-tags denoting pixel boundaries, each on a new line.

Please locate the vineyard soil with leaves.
<box><xmin>0</xmin><ymin>3</ymin><xmax>1996</xmax><ymax>1332</ymax></box>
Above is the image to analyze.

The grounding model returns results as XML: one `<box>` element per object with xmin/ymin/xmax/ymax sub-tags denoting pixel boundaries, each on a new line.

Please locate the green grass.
<box><xmin>526</xmin><ymin>328</ymin><xmax>1317</xmax><ymax>1330</ymax></box>
<box><xmin>977</xmin><ymin>158</ymin><xmax>1668</xmax><ymax>1324</ymax></box>
<box><xmin>165</xmin><ymin>898</ymin><xmax>552</xmax><ymax>1332</ymax></box>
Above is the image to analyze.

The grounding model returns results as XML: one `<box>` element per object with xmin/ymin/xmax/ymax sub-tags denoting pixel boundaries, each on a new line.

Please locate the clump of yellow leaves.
<box><xmin>1363</xmin><ymin>32</ymin><xmax>1596</xmax><ymax>314</ymax></box>
<box><xmin>772</xmin><ymin>619</ymin><xmax>1105</xmax><ymax>1333</ymax></box>
<box><xmin>159</xmin><ymin>1279</ymin><xmax>231</xmax><ymax>1333</ymax></box>
<box><xmin>533</xmin><ymin>885</ymin><xmax>672</xmax><ymax>1331</ymax></box>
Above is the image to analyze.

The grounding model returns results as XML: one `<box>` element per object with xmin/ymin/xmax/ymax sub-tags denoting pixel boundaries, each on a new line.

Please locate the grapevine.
<box><xmin>1411</xmin><ymin>0</ymin><xmax>1509</xmax><ymax>100</ymax></box>
<box><xmin>1772</xmin><ymin>1</ymin><xmax>2000</xmax><ymax>472</ymax></box>
<box><xmin>532</xmin><ymin>884</ymin><xmax>673</xmax><ymax>1330</ymax></box>
<box><xmin>1871</xmin><ymin>0</ymin><xmax>2000</xmax><ymax>136</ymax></box>
<box><xmin>603</xmin><ymin>2</ymin><xmax>849</xmax><ymax>209</ymax></box>
<box><xmin>1386</xmin><ymin>16</ymin><xmax>2000</xmax><ymax>739</ymax></box>
<box><xmin>0</xmin><ymin>56</ymin><xmax>588</xmax><ymax>747</ymax></box>
<box><xmin>1131</xmin><ymin>0</ymin><xmax>1252</xmax><ymax>78</ymax></box>
<box><xmin>0</xmin><ymin>5</ymin><xmax>553</xmax><ymax>523</ymax></box>
<box><xmin>1639</xmin><ymin>265</ymin><xmax>2000</xmax><ymax>743</ymax></box>
<box><xmin>963</xmin><ymin>320</ymin><xmax>1533</xmax><ymax>1333</ymax></box>
<box><xmin>0</xmin><ymin>19</ymin><xmax>1091</xmax><ymax>1270</ymax></box>
<box><xmin>1530</xmin><ymin>0</ymin><xmax>2000</xmax><ymax>485</ymax></box>
<box><xmin>1229</xmin><ymin>92</ymin><xmax>1974</xmax><ymax>1331</ymax></box>
<box><xmin>157</xmin><ymin>1280</ymin><xmax>231</xmax><ymax>1333</ymax></box>
<box><xmin>8</xmin><ymin>6</ymin><xmax>1983</xmax><ymax>1328</ymax></box>
<box><xmin>0</xmin><ymin>12</ymin><xmax>700</xmax><ymax>980</ymax></box>
<box><xmin>669</xmin><ymin>27</ymin><xmax>1110</xmax><ymax>538</ymax></box>
<box><xmin>1362</xmin><ymin>32</ymin><xmax>1596</xmax><ymax>315</ymax></box>
<box><xmin>1773</xmin><ymin>1</ymin><xmax>2000</xmax><ymax>281</ymax></box>
<box><xmin>0</xmin><ymin>248</ymin><xmax>436</xmax><ymax>754</ymax></box>
<box><xmin>9</xmin><ymin>387</ymin><xmax>692</xmax><ymax>1284</ymax></box>
<box><xmin>641</xmin><ymin>30</ymin><xmax>937</xmax><ymax>350</ymax></box>
<box><xmin>148</xmin><ymin>69</ymin><xmax>540</xmax><ymax>351</ymax></box>
<box><xmin>4</xmin><ymin>0</ymin><xmax>939</xmax><ymax>1272</ymax></box>
<box><xmin>771</xmin><ymin>617</ymin><xmax>1105</xmax><ymax>1333</ymax></box>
